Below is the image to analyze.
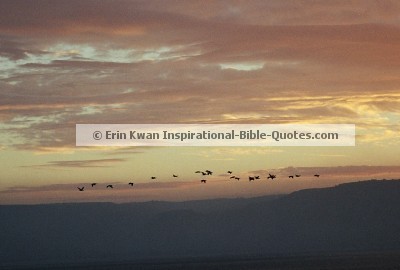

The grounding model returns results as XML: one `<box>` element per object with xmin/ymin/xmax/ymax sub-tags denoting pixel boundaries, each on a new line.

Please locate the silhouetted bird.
<box><xmin>289</xmin><ymin>175</ymin><xmax>294</xmax><ymax>178</ymax></box>
<box><xmin>314</xmin><ymin>174</ymin><xmax>320</xmax><ymax>177</ymax></box>
<box><xmin>235</xmin><ymin>177</ymin><xmax>240</xmax><ymax>181</ymax></box>
<box><xmin>128</xmin><ymin>182</ymin><xmax>134</xmax><ymax>186</ymax></box>
<box><xmin>230</xmin><ymin>176</ymin><xmax>236</xmax><ymax>179</ymax></box>
<box><xmin>249</xmin><ymin>176</ymin><xmax>255</xmax><ymax>181</ymax></box>
<box><xmin>227</xmin><ymin>171</ymin><xmax>233</xmax><ymax>174</ymax></box>
<box><xmin>206</xmin><ymin>170</ymin><xmax>213</xmax><ymax>175</ymax></box>
<box><xmin>201</xmin><ymin>172</ymin><xmax>207</xmax><ymax>175</ymax></box>
<box><xmin>255</xmin><ymin>176</ymin><xmax>260</xmax><ymax>179</ymax></box>
<box><xmin>267</xmin><ymin>174</ymin><xmax>276</xmax><ymax>180</ymax></box>
<box><xmin>106</xmin><ymin>185</ymin><xmax>113</xmax><ymax>188</ymax></box>
<box><xmin>151</xmin><ymin>177</ymin><xmax>156</xmax><ymax>179</ymax></box>
<box><xmin>77</xmin><ymin>187</ymin><xmax>84</xmax><ymax>191</ymax></box>
<box><xmin>201</xmin><ymin>179</ymin><xmax>207</xmax><ymax>183</ymax></box>
<box><xmin>295</xmin><ymin>174</ymin><xmax>301</xmax><ymax>177</ymax></box>
<box><xmin>91</xmin><ymin>183</ymin><xmax>97</xmax><ymax>187</ymax></box>
<box><xmin>173</xmin><ymin>174</ymin><xmax>178</xmax><ymax>177</ymax></box>
<box><xmin>195</xmin><ymin>171</ymin><xmax>201</xmax><ymax>173</ymax></box>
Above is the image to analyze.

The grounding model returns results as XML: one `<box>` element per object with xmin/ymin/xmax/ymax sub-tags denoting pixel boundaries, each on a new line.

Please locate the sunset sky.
<box><xmin>1</xmin><ymin>0</ymin><xmax>400</xmax><ymax>204</ymax></box>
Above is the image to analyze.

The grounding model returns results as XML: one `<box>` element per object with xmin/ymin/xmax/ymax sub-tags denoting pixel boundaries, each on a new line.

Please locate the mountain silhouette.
<box><xmin>1</xmin><ymin>179</ymin><xmax>400</xmax><ymax>267</ymax></box>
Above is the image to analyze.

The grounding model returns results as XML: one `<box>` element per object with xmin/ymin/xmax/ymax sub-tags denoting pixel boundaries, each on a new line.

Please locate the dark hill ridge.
<box><xmin>1</xmin><ymin>180</ymin><xmax>400</xmax><ymax>266</ymax></box>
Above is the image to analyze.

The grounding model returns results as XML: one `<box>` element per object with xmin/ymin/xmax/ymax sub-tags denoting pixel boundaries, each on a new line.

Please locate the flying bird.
<box><xmin>295</xmin><ymin>174</ymin><xmax>301</xmax><ymax>177</ymax></box>
<box><xmin>267</xmin><ymin>174</ymin><xmax>276</xmax><ymax>180</ymax></box>
<box><xmin>201</xmin><ymin>172</ymin><xmax>207</xmax><ymax>175</ymax></box>
<box><xmin>151</xmin><ymin>177</ymin><xmax>156</xmax><ymax>179</ymax></box>
<box><xmin>77</xmin><ymin>187</ymin><xmax>84</xmax><ymax>191</ymax></box>
<box><xmin>235</xmin><ymin>177</ymin><xmax>240</xmax><ymax>181</ymax></box>
<box><xmin>128</xmin><ymin>182</ymin><xmax>134</xmax><ymax>186</ymax></box>
<box><xmin>288</xmin><ymin>175</ymin><xmax>294</xmax><ymax>178</ymax></box>
<box><xmin>227</xmin><ymin>171</ymin><xmax>233</xmax><ymax>174</ymax></box>
<box><xmin>91</xmin><ymin>183</ymin><xmax>97</xmax><ymax>187</ymax></box>
<box><xmin>206</xmin><ymin>170</ymin><xmax>213</xmax><ymax>175</ymax></box>
<box><xmin>201</xmin><ymin>179</ymin><xmax>207</xmax><ymax>183</ymax></box>
<box><xmin>195</xmin><ymin>171</ymin><xmax>201</xmax><ymax>173</ymax></box>
<box><xmin>249</xmin><ymin>176</ymin><xmax>255</xmax><ymax>181</ymax></box>
<box><xmin>106</xmin><ymin>185</ymin><xmax>114</xmax><ymax>188</ymax></box>
<box><xmin>173</xmin><ymin>174</ymin><xmax>178</xmax><ymax>177</ymax></box>
<box><xmin>230</xmin><ymin>176</ymin><xmax>236</xmax><ymax>179</ymax></box>
<box><xmin>255</xmin><ymin>176</ymin><xmax>260</xmax><ymax>179</ymax></box>
<box><xmin>314</xmin><ymin>174</ymin><xmax>320</xmax><ymax>177</ymax></box>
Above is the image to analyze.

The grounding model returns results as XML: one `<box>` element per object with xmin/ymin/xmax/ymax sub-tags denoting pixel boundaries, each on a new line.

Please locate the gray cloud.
<box><xmin>1</xmin><ymin>0</ymin><xmax>400</xmax><ymax>152</ymax></box>
<box><xmin>21</xmin><ymin>158</ymin><xmax>127</xmax><ymax>168</ymax></box>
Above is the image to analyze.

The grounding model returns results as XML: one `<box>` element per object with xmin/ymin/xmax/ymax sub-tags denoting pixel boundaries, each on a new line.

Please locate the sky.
<box><xmin>1</xmin><ymin>0</ymin><xmax>400</xmax><ymax>204</ymax></box>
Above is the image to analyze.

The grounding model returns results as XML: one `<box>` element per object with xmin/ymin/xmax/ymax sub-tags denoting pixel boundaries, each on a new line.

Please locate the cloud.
<box><xmin>0</xmin><ymin>39</ymin><xmax>46</xmax><ymax>60</ymax></box>
<box><xmin>21</xmin><ymin>158</ymin><xmax>127</xmax><ymax>168</ymax></box>
<box><xmin>1</xmin><ymin>0</ymin><xmax>400</xmax><ymax>153</ymax></box>
<box><xmin>0</xmin><ymin>180</ymin><xmax>198</xmax><ymax>194</ymax></box>
<box><xmin>250</xmin><ymin>165</ymin><xmax>400</xmax><ymax>178</ymax></box>
<box><xmin>101</xmin><ymin>147</ymin><xmax>146</xmax><ymax>156</ymax></box>
<box><xmin>0</xmin><ymin>180</ymin><xmax>203</xmax><ymax>204</ymax></box>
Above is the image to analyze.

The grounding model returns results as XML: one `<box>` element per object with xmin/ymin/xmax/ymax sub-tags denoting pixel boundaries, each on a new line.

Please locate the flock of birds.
<box><xmin>76</xmin><ymin>170</ymin><xmax>320</xmax><ymax>191</ymax></box>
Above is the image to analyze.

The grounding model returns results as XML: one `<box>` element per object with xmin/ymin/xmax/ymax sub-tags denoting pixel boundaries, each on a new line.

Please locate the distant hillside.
<box><xmin>1</xmin><ymin>180</ymin><xmax>400</xmax><ymax>267</ymax></box>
